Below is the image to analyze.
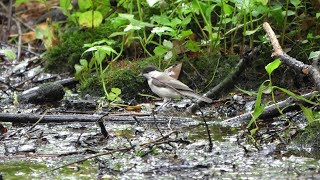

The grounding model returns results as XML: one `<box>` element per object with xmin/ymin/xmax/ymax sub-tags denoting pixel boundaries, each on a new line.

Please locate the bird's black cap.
<box><xmin>142</xmin><ymin>65</ymin><xmax>159</xmax><ymax>74</ymax></box>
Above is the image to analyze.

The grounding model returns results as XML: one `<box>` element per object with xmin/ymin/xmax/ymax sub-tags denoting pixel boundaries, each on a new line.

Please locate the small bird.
<box><xmin>141</xmin><ymin>65</ymin><xmax>212</xmax><ymax>108</ymax></box>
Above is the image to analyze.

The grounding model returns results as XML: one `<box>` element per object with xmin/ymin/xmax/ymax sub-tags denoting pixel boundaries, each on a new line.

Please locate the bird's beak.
<box><xmin>138</xmin><ymin>72</ymin><xmax>143</xmax><ymax>77</ymax></box>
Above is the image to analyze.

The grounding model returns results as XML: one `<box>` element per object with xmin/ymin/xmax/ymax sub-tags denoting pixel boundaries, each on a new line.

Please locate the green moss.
<box><xmin>44</xmin><ymin>23</ymin><xmax>121</xmax><ymax>73</ymax></box>
<box><xmin>0</xmin><ymin>160</ymin><xmax>48</xmax><ymax>180</ymax></box>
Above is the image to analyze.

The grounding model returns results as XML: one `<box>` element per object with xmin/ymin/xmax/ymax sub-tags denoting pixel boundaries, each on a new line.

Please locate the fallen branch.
<box><xmin>263</xmin><ymin>22</ymin><xmax>320</xmax><ymax>90</ymax></box>
<box><xmin>188</xmin><ymin>46</ymin><xmax>261</xmax><ymax>113</ymax></box>
<box><xmin>0</xmin><ymin>113</ymin><xmax>195</xmax><ymax>124</ymax></box>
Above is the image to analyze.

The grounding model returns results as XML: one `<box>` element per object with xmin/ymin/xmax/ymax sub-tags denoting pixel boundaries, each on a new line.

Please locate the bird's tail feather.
<box><xmin>180</xmin><ymin>91</ymin><xmax>212</xmax><ymax>103</ymax></box>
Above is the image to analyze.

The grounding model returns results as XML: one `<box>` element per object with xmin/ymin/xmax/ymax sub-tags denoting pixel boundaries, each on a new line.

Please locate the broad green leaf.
<box><xmin>78</xmin><ymin>11</ymin><xmax>103</xmax><ymax>28</ymax></box>
<box><xmin>151</xmin><ymin>27</ymin><xmax>174</xmax><ymax>35</ymax></box>
<box><xmin>308</xmin><ymin>51</ymin><xmax>320</xmax><ymax>60</ymax></box>
<box><xmin>186</xmin><ymin>40</ymin><xmax>200</xmax><ymax>52</ymax></box>
<box><xmin>164</xmin><ymin>51</ymin><xmax>173</xmax><ymax>60</ymax></box>
<box><xmin>153</xmin><ymin>46</ymin><xmax>167</xmax><ymax>56</ymax></box>
<box><xmin>221</xmin><ymin>3</ymin><xmax>233</xmax><ymax>16</ymax></box>
<box><xmin>265</xmin><ymin>59</ymin><xmax>281</xmax><ymax>76</ymax></box>
<box><xmin>124</xmin><ymin>24</ymin><xmax>141</xmax><ymax>31</ymax></box>
<box><xmin>98</xmin><ymin>46</ymin><xmax>118</xmax><ymax>55</ymax></box>
<box><xmin>146</xmin><ymin>0</ymin><xmax>160</xmax><ymax>7</ymax></box>
<box><xmin>151</xmin><ymin>15</ymin><xmax>171</xmax><ymax>26</ymax></box>
<box><xmin>317</xmin><ymin>13</ymin><xmax>320</xmax><ymax>19</ymax></box>
<box><xmin>74</xmin><ymin>64</ymin><xmax>84</xmax><ymax>74</ymax></box>
<box><xmin>171</xmin><ymin>18</ymin><xmax>182</xmax><ymax>28</ymax></box>
<box><xmin>177</xmin><ymin>29</ymin><xmax>193</xmax><ymax>40</ymax></box>
<box><xmin>181</xmin><ymin>16</ymin><xmax>191</xmax><ymax>27</ymax></box>
<box><xmin>255</xmin><ymin>0</ymin><xmax>268</xmax><ymax>5</ymax></box>
<box><xmin>282</xmin><ymin>10</ymin><xmax>295</xmax><ymax>17</ymax></box>
<box><xmin>79</xmin><ymin>59</ymin><xmax>88</xmax><ymax>67</ymax></box>
<box><xmin>107</xmin><ymin>88</ymin><xmax>122</xmax><ymax>102</ymax></box>
<box><xmin>111</xmin><ymin>87</ymin><xmax>121</xmax><ymax>96</ymax></box>
<box><xmin>118</xmin><ymin>13</ymin><xmax>134</xmax><ymax>20</ymax></box>
<box><xmin>163</xmin><ymin>40</ymin><xmax>173</xmax><ymax>49</ymax></box>
<box><xmin>290</xmin><ymin>0</ymin><xmax>301</xmax><ymax>7</ymax></box>
<box><xmin>60</xmin><ymin>0</ymin><xmax>72</xmax><ymax>15</ymax></box>
<box><xmin>95</xmin><ymin>50</ymin><xmax>106</xmax><ymax>64</ymax></box>
<box><xmin>0</xmin><ymin>49</ymin><xmax>15</xmax><ymax>61</ymax></box>
<box><xmin>78</xmin><ymin>0</ymin><xmax>91</xmax><ymax>11</ymax></box>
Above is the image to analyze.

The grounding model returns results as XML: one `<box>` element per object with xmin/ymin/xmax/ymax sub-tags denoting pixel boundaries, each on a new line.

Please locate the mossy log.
<box><xmin>18</xmin><ymin>82</ymin><xmax>65</xmax><ymax>104</ymax></box>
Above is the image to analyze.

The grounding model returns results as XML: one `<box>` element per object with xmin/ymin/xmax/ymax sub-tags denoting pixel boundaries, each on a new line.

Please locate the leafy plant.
<box><xmin>0</xmin><ymin>49</ymin><xmax>15</xmax><ymax>61</ymax></box>
<box><xmin>75</xmin><ymin>39</ymin><xmax>122</xmax><ymax>102</ymax></box>
<box><xmin>247</xmin><ymin>58</ymin><xmax>318</xmax><ymax>140</ymax></box>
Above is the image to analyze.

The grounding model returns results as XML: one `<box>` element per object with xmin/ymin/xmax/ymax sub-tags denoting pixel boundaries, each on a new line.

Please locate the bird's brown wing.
<box><xmin>152</xmin><ymin>74</ymin><xmax>193</xmax><ymax>91</ymax></box>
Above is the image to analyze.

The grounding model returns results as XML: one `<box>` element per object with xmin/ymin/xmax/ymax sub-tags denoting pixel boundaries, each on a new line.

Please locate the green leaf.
<box><xmin>290</xmin><ymin>0</ymin><xmax>301</xmax><ymax>7</ymax></box>
<box><xmin>79</xmin><ymin>59</ymin><xmax>88</xmax><ymax>67</ymax></box>
<box><xmin>163</xmin><ymin>40</ymin><xmax>173</xmax><ymax>49</ymax></box>
<box><xmin>151</xmin><ymin>15</ymin><xmax>171</xmax><ymax>26</ymax></box>
<box><xmin>146</xmin><ymin>0</ymin><xmax>160</xmax><ymax>7</ymax></box>
<box><xmin>78</xmin><ymin>0</ymin><xmax>91</xmax><ymax>11</ymax></box>
<box><xmin>274</xmin><ymin>86</ymin><xmax>318</xmax><ymax>105</ymax></box>
<box><xmin>164</xmin><ymin>51</ymin><xmax>173</xmax><ymax>60</ymax></box>
<box><xmin>78</xmin><ymin>11</ymin><xmax>103</xmax><ymax>28</ymax></box>
<box><xmin>308</xmin><ymin>51</ymin><xmax>320</xmax><ymax>60</ymax></box>
<box><xmin>0</xmin><ymin>49</ymin><xmax>15</xmax><ymax>61</ymax></box>
<box><xmin>14</xmin><ymin>0</ymin><xmax>29</xmax><ymax>6</ymax></box>
<box><xmin>153</xmin><ymin>46</ymin><xmax>167</xmax><ymax>56</ymax></box>
<box><xmin>170</xmin><ymin>18</ymin><xmax>182</xmax><ymax>28</ymax></box>
<box><xmin>95</xmin><ymin>50</ymin><xmax>106</xmax><ymax>64</ymax></box>
<box><xmin>124</xmin><ymin>24</ymin><xmax>141</xmax><ymax>31</ymax></box>
<box><xmin>255</xmin><ymin>0</ymin><xmax>268</xmax><ymax>5</ymax></box>
<box><xmin>74</xmin><ymin>64</ymin><xmax>84</xmax><ymax>75</ymax></box>
<box><xmin>186</xmin><ymin>40</ymin><xmax>200</xmax><ymax>52</ymax></box>
<box><xmin>118</xmin><ymin>13</ymin><xmax>135</xmax><ymax>20</ymax></box>
<box><xmin>265</xmin><ymin>59</ymin><xmax>281</xmax><ymax>76</ymax></box>
<box><xmin>244</xmin><ymin>26</ymin><xmax>261</xmax><ymax>36</ymax></box>
<box><xmin>109</xmin><ymin>32</ymin><xmax>127</xmax><ymax>38</ymax></box>
<box><xmin>177</xmin><ymin>29</ymin><xmax>193</xmax><ymax>40</ymax></box>
<box><xmin>300</xmin><ymin>105</ymin><xmax>314</xmax><ymax>123</ymax></box>
<box><xmin>151</xmin><ymin>27</ymin><xmax>174</xmax><ymax>36</ymax></box>
<box><xmin>107</xmin><ymin>88</ymin><xmax>122</xmax><ymax>102</ymax></box>
<box><xmin>247</xmin><ymin>80</ymin><xmax>268</xmax><ymax>128</ymax></box>
<box><xmin>236</xmin><ymin>86</ymin><xmax>257</xmax><ymax>96</ymax></box>
<box><xmin>111</xmin><ymin>88</ymin><xmax>121</xmax><ymax>96</ymax></box>
<box><xmin>317</xmin><ymin>13</ymin><xmax>320</xmax><ymax>19</ymax></box>
<box><xmin>221</xmin><ymin>3</ymin><xmax>233</xmax><ymax>16</ymax></box>
<box><xmin>60</xmin><ymin>0</ymin><xmax>72</xmax><ymax>15</ymax></box>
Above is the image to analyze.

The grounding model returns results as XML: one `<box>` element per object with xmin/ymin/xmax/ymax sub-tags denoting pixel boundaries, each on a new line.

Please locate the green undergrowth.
<box><xmin>44</xmin><ymin>22</ymin><xmax>121</xmax><ymax>73</ymax></box>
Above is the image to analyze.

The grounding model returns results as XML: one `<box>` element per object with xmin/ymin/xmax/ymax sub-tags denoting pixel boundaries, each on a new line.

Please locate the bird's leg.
<box><xmin>155</xmin><ymin>98</ymin><xmax>171</xmax><ymax>112</ymax></box>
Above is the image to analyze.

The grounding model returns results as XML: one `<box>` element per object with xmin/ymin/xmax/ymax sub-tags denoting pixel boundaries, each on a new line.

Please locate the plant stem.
<box><xmin>281</xmin><ymin>0</ymin><xmax>289</xmax><ymax>47</ymax></box>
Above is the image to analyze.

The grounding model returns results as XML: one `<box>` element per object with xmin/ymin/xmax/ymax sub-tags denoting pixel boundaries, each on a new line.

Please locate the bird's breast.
<box><xmin>148</xmin><ymin>79</ymin><xmax>181</xmax><ymax>99</ymax></box>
